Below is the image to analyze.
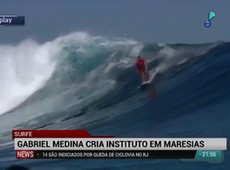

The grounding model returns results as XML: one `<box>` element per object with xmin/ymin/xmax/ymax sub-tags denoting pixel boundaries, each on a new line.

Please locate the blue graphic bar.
<box><xmin>0</xmin><ymin>15</ymin><xmax>25</xmax><ymax>26</ymax></box>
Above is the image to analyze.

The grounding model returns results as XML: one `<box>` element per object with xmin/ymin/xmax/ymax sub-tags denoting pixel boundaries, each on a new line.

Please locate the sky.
<box><xmin>0</xmin><ymin>0</ymin><xmax>230</xmax><ymax>44</ymax></box>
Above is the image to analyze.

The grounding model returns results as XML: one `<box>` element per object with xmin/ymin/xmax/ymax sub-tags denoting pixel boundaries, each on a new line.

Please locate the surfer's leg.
<box><xmin>141</xmin><ymin>73</ymin><xmax>146</xmax><ymax>83</ymax></box>
<box><xmin>146</xmin><ymin>71</ymin><xmax>149</xmax><ymax>80</ymax></box>
<box><xmin>143</xmin><ymin>69</ymin><xmax>149</xmax><ymax>81</ymax></box>
<box><xmin>140</xmin><ymin>68</ymin><xmax>148</xmax><ymax>83</ymax></box>
<box><xmin>139</xmin><ymin>73</ymin><xmax>150</xmax><ymax>85</ymax></box>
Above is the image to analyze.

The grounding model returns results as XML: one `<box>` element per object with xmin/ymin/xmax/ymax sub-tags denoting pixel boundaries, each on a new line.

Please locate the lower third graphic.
<box><xmin>0</xmin><ymin>15</ymin><xmax>25</xmax><ymax>26</ymax></box>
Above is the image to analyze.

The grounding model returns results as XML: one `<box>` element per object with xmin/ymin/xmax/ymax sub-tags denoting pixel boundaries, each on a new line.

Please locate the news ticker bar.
<box><xmin>0</xmin><ymin>15</ymin><xmax>25</xmax><ymax>26</ymax></box>
<box><xmin>16</xmin><ymin>150</ymin><xmax>223</xmax><ymax>161</ymax></box>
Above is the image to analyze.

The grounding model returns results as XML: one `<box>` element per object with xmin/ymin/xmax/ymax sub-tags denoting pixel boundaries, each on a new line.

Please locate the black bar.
<box><xmin>10</xmin><ymin>16</ymin><xmax>25</xmax><ymax>25</ymax></box>
<box><xmin>0</xmin><ymin>16</ymin><xmax>25</xmax><ymax>26</ymax></box>
<box><xmin>33</xmin><ymin>150</ymin><xmax>197</xmax><ymax>159</ymax></box>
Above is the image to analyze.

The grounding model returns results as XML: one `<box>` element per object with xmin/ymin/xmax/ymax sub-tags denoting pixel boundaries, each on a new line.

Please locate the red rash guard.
<box><xmin>136</xmin><ymin>58</ymin><xmax>146</xmax><ymax>74</ymax></box>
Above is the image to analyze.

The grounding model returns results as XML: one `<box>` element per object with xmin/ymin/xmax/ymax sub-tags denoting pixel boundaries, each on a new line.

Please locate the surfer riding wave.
<box><xmin>135</xmin><ymin>56</ymin><xmax>149</xmax><ymax>83</ymax></box>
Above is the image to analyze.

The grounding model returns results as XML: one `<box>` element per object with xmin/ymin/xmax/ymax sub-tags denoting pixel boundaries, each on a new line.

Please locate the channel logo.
<box><xmin>0</xmin><ymin>15</ymin><xmax>25</xmax><ymax>26</ymax></box>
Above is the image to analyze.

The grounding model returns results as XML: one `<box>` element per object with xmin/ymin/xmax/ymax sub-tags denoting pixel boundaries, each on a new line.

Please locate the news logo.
<box><xmin>0</xmin><ymin>15</ymin><xmax>25</xmax><ymax>26</ymax></box>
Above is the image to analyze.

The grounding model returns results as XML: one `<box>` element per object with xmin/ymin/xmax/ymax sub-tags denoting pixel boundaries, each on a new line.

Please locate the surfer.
<box><xmin>135</xmin><ymin>56</ymin><xmax>148</xmax><ymax>83</ymax></box>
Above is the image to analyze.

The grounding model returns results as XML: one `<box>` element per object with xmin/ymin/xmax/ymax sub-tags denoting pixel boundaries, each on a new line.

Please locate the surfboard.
<box><xmin>138</xmin><ymin>68</ymin><xmax>159</xmax><ymax>90</ymax></box>
<box><xmin>141</xmin><ymin>81</ymin><xmax>151</xmax><ymax>86</ymax></box>
<box><xmin>138</xmin><ymin>82</ymin><xmax>150</xmax><ymax>90</ymax></box>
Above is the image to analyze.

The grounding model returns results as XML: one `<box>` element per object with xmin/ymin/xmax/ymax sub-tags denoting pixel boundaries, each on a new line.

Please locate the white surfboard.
<box><xmin>138</xmin><ymin>68</ymin><xmax>159</xmax><ymax>89</ymax></box>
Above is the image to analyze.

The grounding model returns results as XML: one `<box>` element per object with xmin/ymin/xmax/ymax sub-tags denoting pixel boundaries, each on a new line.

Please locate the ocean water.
<box><xmin>0</xmin><ymin>32</ymin><xmax>229</xmax><ymax>170</ymax></box>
